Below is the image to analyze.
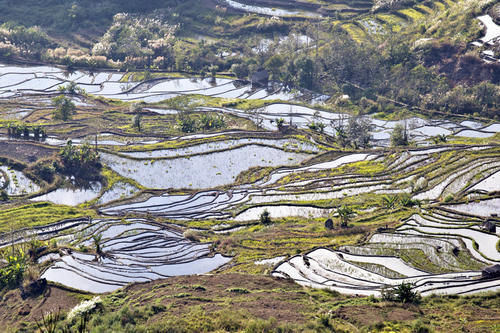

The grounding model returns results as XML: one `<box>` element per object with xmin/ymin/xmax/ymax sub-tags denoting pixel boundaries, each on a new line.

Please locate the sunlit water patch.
<box><xmin>39</xmin><ymin>218</ymin><xmax>231</xmax><ymax>293</ymax></box>
<box><xmin>31</xmin><ymin>182</ymin><xmax>102</xmax><ymax>206</ymax></box>
<box><xmin>101</xmin><ymin>145</ymin><xmax>311</xmax><ymax>189</ymax></box>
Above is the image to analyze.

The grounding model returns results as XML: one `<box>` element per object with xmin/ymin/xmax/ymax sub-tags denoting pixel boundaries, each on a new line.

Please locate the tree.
<box><xmin>275</xmin><ymin>118</ymin><xmax>285</xmax><ymax>131</ymax></box>
<box><xmin>199</xmin><ymin>114</ymin><xmax>225</xmax><ymax>130</ymax></box>
<box><xmin>337</xmin><ymin>205</ymin><xmax>354</xmax><ymax>227</ymax></box>
<box><xmin>231</xmin><ymin>63</ymin><xmax>249</xmax><ymax>80</ymax></box>
<box><xmin>294</xmin><ymin>56</ymin><xmax>314</xmax><ymax>89</ymax></box>
<box><xmin>52</xmin><ymin>95</ymin><xmax>76</xmax><ymax>121</ymax></box>
<box><xmin>58</xmin><ymin>81</ymin><xmax>81</xmax><ymax>94</ymax></box>
<box><xmin>132</xmin><ymin>113</ymin><xmax>142</xmax><ymax>131</ymax></box>
<box><xmin>382</xmin><ymin>283</ymin><xmax>421</xmax><ymax>304</ymax></box>
<box><xmin>390</xmin><ymin>123</ymin><xmax>409</xmax><ymax>146</ymax></box>
<box><xmin>474</xmin><ymin>81</ymin><xmax>499</xmax><ymax>108</ymax></box>
<box><xmin>208</xmin><ymin>64</ymin><xmax>218</xmax><ymax>82</ymax></box>
<box><xmin>130</xmin><ymin>102</ymin><xmax>143</xmax><ymax>132</ymax></box>
<box><xmin>308</xmin><ymin>121</ymin><xmax>325</xmax><ymax>133</ymax></box>
<box><xmin>347</xmin><ymin>116</ymin><xmax>372</xmax><ymax>149</ymax></box>
<box><xmin>264</xmin><ymin>54</ymin><xmax>284</xmax><ymax>81</ymax></box>
<box><xmin>381</xmin><ymin>195</ymin><xmax>398</xmax><ymax>210</ymax></box>
<box><xmin>177</xmin><ymin>115</ymin><xmax>196</xmax><ymax>133</ymax></box>
<box><xmin>331</xmin><ymin>115</ymin><xmax>349</xmax><ymax>148</ymax></box>
<box><xmin>93</xmin><ymin>234</ymin><xmax>104</xmax><ymax>258</ymax></box>
<box><xmin>58</xmin><ymin>141</ymin><xmax>100</xmax><ymax>178</ymax></box>
<box><xmin>260</xmin><ymin>209</ymin><xmax>271</xmax><ymax>224</ymax></box>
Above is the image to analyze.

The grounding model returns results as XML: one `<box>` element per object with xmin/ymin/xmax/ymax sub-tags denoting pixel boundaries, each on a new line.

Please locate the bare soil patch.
<box><xmin>124</xmin><ymin>273</ymin><xmax>309</xmax><ymax>324</ymax></box>
<box><xmin>0</xmin><ymin>286</ymin><xmax>80</xmax><ymax>332</ymax></box>
<box><xmin>0</xmin><ymin>141</ymin><xmax>57</xmax><ymax>164</ymax></box>
<box><xmin>334</xmin><ymin>303</ymin><xmax>419</xmax><ymax>326</ymax></box>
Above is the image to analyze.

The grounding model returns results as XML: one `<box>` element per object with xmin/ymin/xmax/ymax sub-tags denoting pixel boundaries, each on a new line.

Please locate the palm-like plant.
<box><xmin>337</xmin><ymin>205</ymin><xmax>354</xmax><ymax>228</ymax></box>
<box><xmin>382</xmin><ymin>195</ymin><xmax>398</xmax><ymax>210</ymax></box>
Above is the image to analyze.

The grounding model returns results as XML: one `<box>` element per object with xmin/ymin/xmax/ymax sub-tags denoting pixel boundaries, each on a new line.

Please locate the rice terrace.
<box><xmin>0</xmin><ymin>0</ymin><xmax>499</xmax><ymax>332</ymax></box>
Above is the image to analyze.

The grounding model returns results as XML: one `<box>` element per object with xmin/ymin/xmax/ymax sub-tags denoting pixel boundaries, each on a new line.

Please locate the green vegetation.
<box><xmin>57</xmin><ymin>141</ymin><xmax>100</xmax><ymax>179</ymax></box>
<box><xmin>177</xmin><ymin>113</ymin><xmax>226</xmax><ymax>133</ymax></box>
<box><xmin>0</xmin><ymin>0</ymin><xmax>498</xmax><ymax>332</ymax></box>
<box><xmin>382</xmin><ymin>283</ymin><xmax>422</xmax><ymax>304</ymax></box>
<box><xmin>391</xmin><ymin>123</ymin><xmax>409</xmax><ymax>146</ymax></box>
<box><xmin>259</xmin><ymin>209</ymin><xmax>271</xmax><ymax>225</ymax></box>
<box><xmin>52</xmin><ymin>95</ymin><xmax>76</xmax><ymax>121</ymax></box>
<box><xmin>7</xmin><ymin>123</ymin><xmax>47</xmax><ymax>141</ymax></box>
<box><xmin>0</xmin><ymin>253</ymin><xmax>25</xmax><ymax>290</ymax></box>
<box><xmin>0</xmin><ymin>203</ymin><xmax>94</xmax><ymax>233</ymax></box>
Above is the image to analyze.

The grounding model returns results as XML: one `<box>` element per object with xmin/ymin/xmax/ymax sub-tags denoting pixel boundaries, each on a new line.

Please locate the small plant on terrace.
<box><xmin>337</xmin><ymin>205</ymin><xmax>354</xmax><ymax>228</ymax></box>
<box><xmin>260</xmin><ymin>209</ymin><xmax>271</xmax><ymax>224</ymax></box>
<box><xmin>381</xmin><ymin>282</ymin><xmax>421</xmax><ymax>304</ymax></box>
<box><xmin>275</xmin><ymin>118</ymin><xmax>285</xmax><ymax>131</ymax></box>
<box><xmin>92</xmin><ymin>234</ymin><xmax>103</xmax><ymax>258</ymax></box>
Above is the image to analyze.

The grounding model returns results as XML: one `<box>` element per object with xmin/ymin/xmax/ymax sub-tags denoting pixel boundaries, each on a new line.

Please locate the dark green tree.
<box><xmin>52</xmin><ymin>95</ymin><xmax>76</xmax><ymax>121</ymax></box>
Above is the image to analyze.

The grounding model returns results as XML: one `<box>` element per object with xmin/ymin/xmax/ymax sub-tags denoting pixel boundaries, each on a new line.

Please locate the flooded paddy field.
<box><xmin>273</xmin><ymin>202</ymin><xmax>500</xmax><ymax>296</ymax></box>
<box><xmin>0</xmin><ymin>218</ymin><xmax>230</xmax><ymax>293</ymax></box>
<box><xmin>0</xmin><ymin>61</ymin><xmax>498</xmax><ymax>297</ymax></box>
<box><xmin>0</xmin><ymin>62</ymin><xmax>499</xmax><ymax>148</ymax></box>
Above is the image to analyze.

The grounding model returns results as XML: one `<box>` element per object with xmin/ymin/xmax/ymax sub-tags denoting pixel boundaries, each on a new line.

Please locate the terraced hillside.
<box><xmin>0</xmin><ymin>0</ymin><xmax>499</xmax><ymax>331</ymax></box>
<box><xmin>220</xmin><ymin>0</ymin><xmax>374</xmax><ymax>18</ymax></box>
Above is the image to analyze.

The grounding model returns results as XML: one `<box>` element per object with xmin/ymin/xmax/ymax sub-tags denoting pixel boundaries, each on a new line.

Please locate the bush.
<box><xmin>391</xmin><ymin>123</ymin><xmax>409</xmax><ymax>146</ymax></box>
<box><xmin>199</xmin><ymin>114</ymin><xmax>225</xmax><ymax>130</ymax></box>
<box><xmin>260</xmin><ymin>209</ymin><xmax>271</xmax><ymax>224</ymax></box>
<box><xmin>177</xmin><ymin>115</ymin><xmax>197</xmax><ymax>133</ymax></box>
<box><xmin>0</xmin><ymin>254</ymin><xmax>25</xmax><ymax>290</ymax></box>
<box><xmin>444</xmin><ymin>194</ymin><xmax>454</xmax><ymax>203</ymax></box>
<box><xmin>382</xmin><ymin>283</ymin><xmax>421</xmax><ymax>304</ymax></box>
<box><xmin>52</xmin><ymin>95</ymin><xmax>76</xmax><ymax>121</ymax></box>
<box><xmin>226</xmin><ymin>287</ymin><xmax>250</xmax><ymax>294</ymax></box>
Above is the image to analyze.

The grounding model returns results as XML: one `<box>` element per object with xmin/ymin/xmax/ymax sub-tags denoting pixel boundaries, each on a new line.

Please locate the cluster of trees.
<box><xmin>0</xmin><ymin>0</ymin><xmax>181</xmax><ymax>33</ymax></box>
<box><xmin>1</xmin><ymin>0</ymin><xmax>498</xmax><ymax>120</ymax></box>
<box><xmin>247</xmin><ymin>26</ymin><xmax>499</xmax><ymax>118</ymax></box>
<box><xmin>177</xmin><ymin>113</ymin><xmax>226</xmax><ymax>133</ymax></box>
<box><xmin>57</xmin><ymin>141</ymin><xmax>101</xmax><ymax>179</ymax></box>
<box><xmin>92</xmin><ymin>13</ymin><xmax>179</xmax><ymax>68</ymax></box>
<box><xmin>0</xmin><ymin>22</ymin><xmax>52</xmax><ymax>59</ymax></box>
<box><xmin>7</xmin><ymin>123</ymin><xmax>47</xmax><ymax>141</ymax></box>
<box><xmin>332</xmin><ymin>116</ymin><xmax>373</xmax><ymax>149</ymax></box>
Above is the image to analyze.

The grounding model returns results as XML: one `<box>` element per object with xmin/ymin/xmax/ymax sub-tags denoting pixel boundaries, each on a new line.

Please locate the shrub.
<box><xmin>382</xmin><ymin>283</ymin><xmax>421</xmax><ymax>304</ymax></box>
<box><xmin>58</xmin><ymin>141</ymin><xmax>100</xmax><ymax>179</ymax></box>
<box><xmin>226</xmin><ymin>287</ymin><xmax>250</xmax><ymax>294</ymax></box>
<box><xmin>260</xmin><ymin>209</ymin><xmax>271</xmax><ymax>224</ymax></box>
<box><xmin>444</xmin><ymin>194</ymin><xmax>454</xmax><ymax>203</ymax></box>
<box><xmin>0</xmin><ymin>254</ymin><xmax>25</xmax><ymax>290</ymax></box>
<box><xmin>391</xmin><ymin>123</ymin><xmax>409</xmax><ymax>146</ymax></box>
<box><xmin>52</xmin><ymin>95</ymin><xmax>76</xmax><ymax>121</ymax></box>
<box><xmin>177</xmin><ymin>115</ymin><xmax>196</xmax><ymax>133</ymax></box>
<box><xmin>132</xmin><ymin>113</ymin><xmax>142</xmax><ymax>131</ymax></box>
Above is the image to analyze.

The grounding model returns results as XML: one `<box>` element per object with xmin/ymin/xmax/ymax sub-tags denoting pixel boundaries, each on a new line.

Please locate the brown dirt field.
<box><xmin>0</xmin><ymin>141</ymin><xmax>57</xmax><ymax>164</ymax></box>
<box><xmin>334</xmin><ymin>303</ymin><xmax>420</xmax><ymax>326</ymax></box>
<box><xmin>0</xmin><ymin>286</ymin><xmax>80</xmax><ymax>332</ymax></box>
<box><xmin>124</xmin><ymin>273</ymin><xmax>310</xmax><ymax>324</ymax></box>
